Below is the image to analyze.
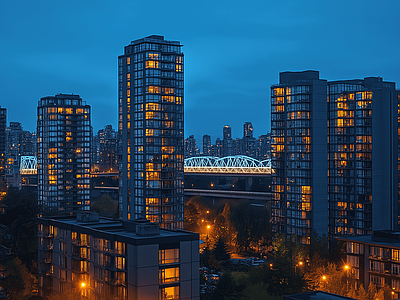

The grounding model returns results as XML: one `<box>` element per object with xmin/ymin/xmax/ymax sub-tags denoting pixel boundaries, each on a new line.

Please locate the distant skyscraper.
<box><xmin>6</xmin><ymin>122</ymin><xmax>23</xmax><ymax>173</ymax></box>
<box><xmin>93</xmin><ymin>124</ymin><xmax>118</xmax><ymax>172</ymax></box>
<box><xmin>242</xmin><ymin>122</ymin><xmax>256</xmax><ymax>157</ymax></box>
<box><xmin>37</xmin><ymin>94</ymin><xmax>91</xmax><ymax>213</ymax></box>
<box><xmin>222</xmin><ymin>125</ymin><xmax>233</xmax><ymax>156</ymax></box>
<box><xmin>213</xmin><ymin>138</ymin><xmax>222</xmax><ymax>157</ymax></box>
<box><xmin>271</xmin><ymin>71</ymin><xmax>328</xmax><ymax>243</ymax></box>
<box><xmin>256</xmin><ymin>133</ymin><xmax>271</xmax><ymax>160</ymax></box>
<box><xmin>0</xmin><ymin>107</ymin><xmax>6</xmax><ymax>184</ymax></box>
<box><xmin>184</xmin><ymin>135</ymin><xmax>198</xmax><ymax>158</ymax></box>
<box><xmin>223</xmin><ymin>125</ymin><xmax>231</xmax><ymax>140</ymax></box>
<box><xmin>243</xmin><ymin>122</ymin><xmax>253</xmax><ymax>138</ymax></box>
<box><xmin>119</xmin><ymin>35</ymin><xmax>184</xmax><ymax>230</ymax></box>
<box><xmin>203</xmin><ymin>134</ymin><xmax>212</xmax><ymax>156</ymax></box>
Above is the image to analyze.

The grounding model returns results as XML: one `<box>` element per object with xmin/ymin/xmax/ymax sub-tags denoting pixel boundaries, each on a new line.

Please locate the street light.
<box><xmin>206</xmin><ymin>225</ymin><xmax>211</xmax><ymax>248</ymax></box>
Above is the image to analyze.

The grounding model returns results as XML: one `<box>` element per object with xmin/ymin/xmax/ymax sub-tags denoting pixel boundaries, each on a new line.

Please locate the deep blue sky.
<box><xmin>1</xmin><ymin>1</ymin><xmax>399</xmax><ymax>143</ymax></box>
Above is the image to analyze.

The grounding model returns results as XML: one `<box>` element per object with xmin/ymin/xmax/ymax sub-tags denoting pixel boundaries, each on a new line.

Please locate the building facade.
<box><xmin>37</xmin><ymin>94</ymin><xmax>91</xmax><ymax>213</ymax></box>
<box><xmin>328</xmin><ymin>78</ymin><xmax>398</xmax><ymax>236</ymax></box>
<box><xmin>271</xmin><ymin>71</ymin><xmax>399</xmax><ymax>242</ymax></box>
<box><xmin>0</xmin><ymin>107</ymin><xmax>6</xmax><ymax>186</ymax></box>
<box><xmin>92</xmin><ymin>125</ymin><xmax>119</xmax><ymax>172</ymax></box>
<box><xmin>271</xmin><ymin>71</ymin><xmax>328</xmax><ymax>243</ymax></box>
<box><xmin>339</xmin><ymin>231</ymin><xmax>400</xmax><ymax>297</ymax></box>
<box><xmin>38</xmin><ymin>213</ymin><xmax>199</xmax><ymax>300</ymax></box>
<box><xmin>202</xmin><ymin>135</ymin><xmax>211</xmax><ymax>156</ymax></box>
<box><xmin>184</xmin><ymin>135</ymin><xmax>198</xmax><ymax>158</ymax></box>
<box><xmin>119</xmin><ymin>35</ymin><xmax>184</xmax><ymax>230</ymax></box>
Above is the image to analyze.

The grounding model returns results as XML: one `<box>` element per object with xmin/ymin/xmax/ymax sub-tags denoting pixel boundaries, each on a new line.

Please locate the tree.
<box><xmin>3</xmin><ymin>257</ymin><xmax>35</xmax><ymax>300</ymax></box>
<box><xmin>230</xmin><ymin>202</ymin><xmax>271</xmax><ymax>253</ymax></box>
<box><xmin>91</xmin><ymin>195</ymin><xmax>118</xmax><ymax>217</ymax></box>
<box><xmin>212</xmin><ymin>271</ymin><xmax>245</xmax><ymax>300</ymax></box>
<box><xmin>239</xmin><ymin>282</ymin><xmax>283</xmax><ymax>300</ymax></box>
<box><xmin>184</xmin><ymin>200</ymin><xmax>199</xmax><ymax>232</ymax></box>
<box><xmin>213</xmin><ymin>237</ymin><xmax>230</xmax><ymax>261</ymax></box>
<box><xmin>0</xmin><ymin>187</ymin><xmax>39</xmax><ymax>268</ymax></box>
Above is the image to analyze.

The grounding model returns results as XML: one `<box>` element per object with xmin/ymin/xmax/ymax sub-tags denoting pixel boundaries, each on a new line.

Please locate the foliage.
<box><xmin>2</xmin><ymin>257</ymin><xmax>35</xmax><ymax>300</ymax></box>
<box><xmin>184</xmin><ymin>200</ymin><xmax>200</xmax><ymax>232</ymax></box>
<box><xmin>212</xmin><ymin>271</ymin><xmax>245</xmax><ymax>300</ymax></box>
<box><xmin>230</xmin><ymin>202</ymin><xmax>271</xmax><ymax>253</ymax></box>
<box><xmin>214</xmin><ymin>203</ymin><xmax>237</xmax><ymax>247</ymax></box>
<box><xmin>0</xmin><ymin>187</ymin><xmax>39</xmax><ymax>268</ymax></box>
<box><xmin>239</xmin><ymin>282</ymin><xmax>283</xmax><ymax>300</ymax></box>
<box><xmin>213</xmin><ymin>237</ymin><xmax>231</xmax><ymax>261</ymax></box>
<box><xmin>90</xmin><ymin>195</ymin><xmax>118</xmax><ymax>217</ymax></box>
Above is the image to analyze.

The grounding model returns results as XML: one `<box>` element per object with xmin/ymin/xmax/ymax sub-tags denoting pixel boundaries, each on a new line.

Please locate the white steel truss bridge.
<box><xmin>184</xmin><ymin>155</ymin><xmax>272</xmax><ymax>175</ymax></box>
<box><xmin>20</xmin><ymin>156</ymin><xmax>38</xmax><ymax>174</ymax></box>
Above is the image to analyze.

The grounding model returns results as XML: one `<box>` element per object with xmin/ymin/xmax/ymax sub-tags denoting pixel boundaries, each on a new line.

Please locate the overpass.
<box><xmin>184</xmin><ymin>189</ymin><xmax>273</xmax><ymax>201</ymax></box>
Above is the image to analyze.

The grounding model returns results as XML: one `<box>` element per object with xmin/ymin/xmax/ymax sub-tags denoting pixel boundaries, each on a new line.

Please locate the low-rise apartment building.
<box><xmin>38</xmin><ymin>213</ymin><xmax>199</xmax><ymax>300</ymax></box>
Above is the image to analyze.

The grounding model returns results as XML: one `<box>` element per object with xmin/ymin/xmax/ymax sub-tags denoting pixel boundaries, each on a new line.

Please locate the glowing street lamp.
<box><xmin>80</xmin><ymin>282</ymin><xmax>86</xmax><ymax>288</ymax></box>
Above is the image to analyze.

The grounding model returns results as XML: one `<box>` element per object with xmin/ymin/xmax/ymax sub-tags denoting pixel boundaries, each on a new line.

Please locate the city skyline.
<box><xmin>2</xmin><ymin>0</ymin><xmax>400</xmax><ymax>140</ymax></box>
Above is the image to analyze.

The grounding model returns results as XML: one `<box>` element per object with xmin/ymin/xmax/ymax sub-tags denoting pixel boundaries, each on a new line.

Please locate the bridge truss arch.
<box><xmin>184</xmin><ymin>155</ymin><xmax>272</xmax><ymax>174</ymax></box>
<box><xmin>20</xmin><ymin>156</ymin><xmax>38</xmax><ymax>174</ymax></box>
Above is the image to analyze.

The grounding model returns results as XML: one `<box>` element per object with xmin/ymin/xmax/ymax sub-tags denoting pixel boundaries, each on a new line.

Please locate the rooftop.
<box><xmin>38</xmin><ymin>213</ymin><xmax>198</xmax><ymax>246</ymax></box>
<box><xmin>337</xmin><ymin>230</ymin><xmax>400</xmax><ymax>249</ymax></box>
<box><xmin>284</xmin><ymin>291</ymin><xmax>357</xmax><ymax>300</ymax></box>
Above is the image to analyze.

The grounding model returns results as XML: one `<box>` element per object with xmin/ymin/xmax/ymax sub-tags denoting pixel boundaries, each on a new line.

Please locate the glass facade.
<box><xmin>0</xmin><ymin>107</ymin><xmax>6</xmax><ymax>184</ymax></box>
<box><xmin>328</xmin><ymin>82</ymin><xmax>372</xmax><ymax>236</ymax></box>
<box><xmin>271</xmin><ymin>85</ymin><xmax>313</xmax><ymax>243</ymax></box>
<box><xmin>119</xmin><ymin>36</ymin><xmax>184</xmax><ymax>230</ymax></box>
<box><xmin>272</xmin><ymin>72</ymin><xmax>398</xmax><ymax>242</ymax></box>
<box><xmin>37</xmin><ymin>94</ymin><xmax>91</xmax><ymax>213</ymax></box>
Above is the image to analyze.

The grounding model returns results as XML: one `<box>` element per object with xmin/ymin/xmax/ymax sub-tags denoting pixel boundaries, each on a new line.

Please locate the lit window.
<box><xmin>160</xmin><ymin>286</ymin><xmax>179</xmax><ymax>300</ymax></box>
<box><xmin>159</xmin><ymin>267</ymin><xmax>179</xmax><ymax>283</ymax></box>
<box><xmin>159</xmin><ymin>249</ymin><xmax>179</xmax><ymax>264</ymax></box>
<box><xmin>146</xmin><ymin>61</ymin><xmax>159</xmax><ymax>68</ymax></box>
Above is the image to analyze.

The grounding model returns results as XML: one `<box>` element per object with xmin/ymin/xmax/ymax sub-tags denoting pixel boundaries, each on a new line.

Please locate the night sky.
<box><xmin>1</xmin><ymin>0</ymin><xmax>399</xmax><ymax>143</ymax></box>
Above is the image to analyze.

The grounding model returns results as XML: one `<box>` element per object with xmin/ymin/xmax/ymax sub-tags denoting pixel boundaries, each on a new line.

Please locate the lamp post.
<box><xmin>294</xmin><ymin>261</ymin><xmax>304</xmax><ymax>275</ymax></box>
<box><xmin>344</xmin><ymin>265</ymin><xmax>350</xmax><ymax>290</ymax></box>
<box><xmin>206</xmin><ymin>224</ymin><xmax>211</xmax><ymax>246</ymax></box>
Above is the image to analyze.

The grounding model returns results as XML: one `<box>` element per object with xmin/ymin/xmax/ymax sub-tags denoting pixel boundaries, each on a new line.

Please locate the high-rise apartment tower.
<box><xmin>327</xmin><ymin>77</ymin><xmax>398</xmax><ymax>235</ymax></box>
<box><xmin>37</xmin><ymin>94</ymin><xmax>91</xmax><ymax>213</ymax></box>
<box><xmin>271</xmin><ymin>71</ymin><xmax>399</xmax><ymax>243</ymax></box>
<box><xmin>0</xmin><ymin>107</ymin><xmax>6</xmax><ymax>184</ymax></box>
<box><xmin>271</xmin><ymin>71</ymin><xmax>328</xmax><ymax>243</ymax></box>
<box><xmin>119</xmin><ymin>35</ymin><xmax>184</xmax><ymax>230</ymax></box>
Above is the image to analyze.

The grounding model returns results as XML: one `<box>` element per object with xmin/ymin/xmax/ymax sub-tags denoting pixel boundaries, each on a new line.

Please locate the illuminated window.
<box><xmin>159</xmin><ymin>267</ymin><xmax>179</xmax><ymax>283</ymax></box>
<box><xmin>393</xmin><ymin>250</ymin><xmax>400</xmax><ymax>262</ymax></box>
<box><xmin>159</xmin><ymin>249</ymin><xmax>179</xmax><ymax>264</ymax></box>
<box><xmin>127</xmin><ymin>57</ymin><xmax>130</xmax><ymax>65</ymax></box>
<box><xmin>146</xmin><ymin>61</ymin><xmax>159</xmax><ymax>68</ymax></box>
<box><xmin>160</xmin><ymin>286</ymin><xmax>179</xmax><ymax>300</ymax></box>
<box><xmin>148</xmin><ymin>86</ymin><xmax>160</xmax><ymax>94</ymax></box>
<box><xmin>148</xmin><ymin>53</ymin><xmax>159</xmax><ymax>60</ymax></box>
